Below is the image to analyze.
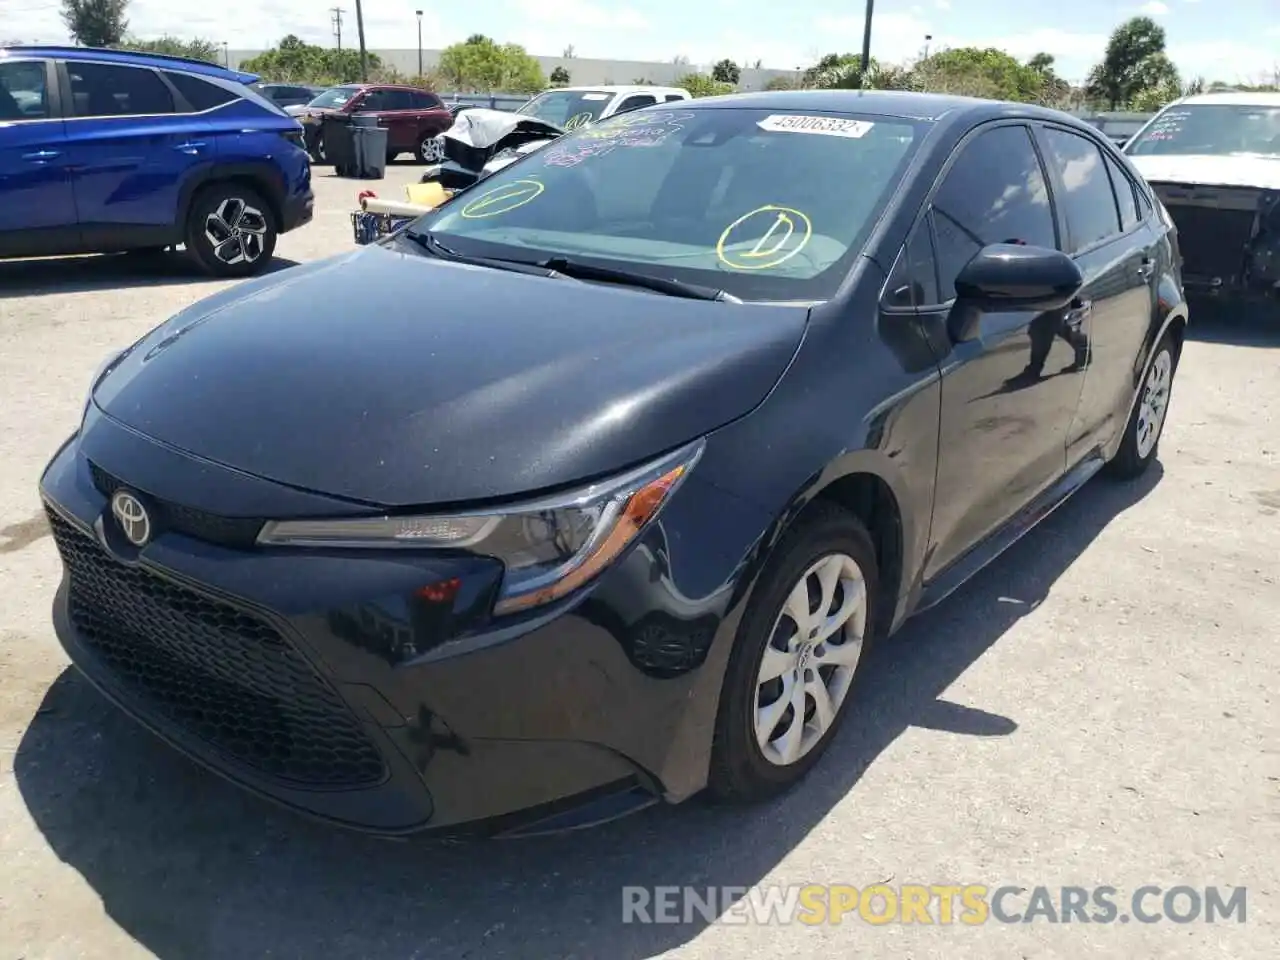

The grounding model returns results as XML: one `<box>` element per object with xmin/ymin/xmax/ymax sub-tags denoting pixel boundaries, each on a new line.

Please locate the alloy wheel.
<box><xmin>421</xmin><ymin>135</ymin><xmax>445</xmax><ymax>162</ymax></box>
<box><xmin>1136</xmin><ymin>348</ymin><xmax>1172</xmax><ymax>459</ymax></box>
<box><xmin>204</xmin><ymin>198</ymin><xmax>269</xmax><ymax>266</ymax></box>
<box><xmin>754</xmin><ymin>552</ymin><xmax>867</xmax><ymax>766</ymax></box>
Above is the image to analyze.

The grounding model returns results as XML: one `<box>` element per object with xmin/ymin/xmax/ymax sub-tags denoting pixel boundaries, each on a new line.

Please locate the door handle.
<box><xmin>173</xmin><ymin>141</ymin><xmax>206</xmax><ymax>155</ymax></box>
<box><xmin>1066</xmin><ymin>297</ymin><xmax>1092</xmax><ymax>325</ymax></box>
<box><xmin>1136</xmin><ymin>258</ymin><xmax>1155</xmax><ymax>279</ymax></box>
<box><xmin>22</xmin><ymin>149</ymin><xmax>61</xmax><ymax>162</ymax></box>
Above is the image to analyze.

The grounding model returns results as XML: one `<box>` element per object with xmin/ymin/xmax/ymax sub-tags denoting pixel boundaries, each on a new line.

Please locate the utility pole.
<box><xmin>415</xmin><ymin>10</ymin><xmax>423</xmax><ymax>78</ymax></box>
<box><xmin>354</xmin><ymin>0</ymin><xmax>368</xmax><ymax>81</ymax></box>
<box><xmin>330</xmin><ymin>7</ymin><xmax>344</xmax><ymax>52</ymax></box>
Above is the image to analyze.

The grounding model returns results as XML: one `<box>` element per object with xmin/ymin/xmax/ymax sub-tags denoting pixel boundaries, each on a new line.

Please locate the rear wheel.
<box><xmin>184</xmin><ymin>183</ymin><xmax>277</xmax><ymax>278</ymax></box>
<box><xmin>310</xmin><ymin>133</ymin><xmax>327</xmax><ymax>164</ymax></box>
<box><xmin>708</xmin><ymin>503</ymin><xmax>878</xmax><ymax>803</ymax></box>
<box><xmin>1105</xmin><ymin>330</ymin><xmax>1179</xmax><ymax>479</ymax></box>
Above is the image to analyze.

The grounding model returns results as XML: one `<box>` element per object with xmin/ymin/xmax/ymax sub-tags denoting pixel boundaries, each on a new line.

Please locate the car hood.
<box><xmin>93</xmin><ymin>245</ymin><xmax>809</xmax><ymax>508</ymax></box>
<box><xmin>1128</xmin><ymin>153</ymin><xmax>1280</xmax><ymax>189</ymax></box>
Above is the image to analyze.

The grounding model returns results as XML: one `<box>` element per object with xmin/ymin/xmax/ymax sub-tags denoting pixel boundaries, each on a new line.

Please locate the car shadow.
<box><xmin>13</xmin><ymin>465</ymin><xmax>1162</xmax><ymax>959</ymax></box>
<box><xmin>1184</xmin><ymin>301</ymin><xmax>1280</xmax><ymax>347</ymax></box>
<box><xmin>0</xmin><ymin>252</ymin><xmax>299</xmax><ymax>297</ymax></box>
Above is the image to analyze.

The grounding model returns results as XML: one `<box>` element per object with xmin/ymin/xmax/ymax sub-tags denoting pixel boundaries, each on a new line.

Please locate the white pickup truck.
<box><xmin>513</xmin><ymin>84</ymin><xmax>692</xmax><ymax>130</ymax></box>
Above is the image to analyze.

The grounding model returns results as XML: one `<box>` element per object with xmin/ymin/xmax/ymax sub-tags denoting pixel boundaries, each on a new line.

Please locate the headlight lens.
<box><xmin>256</xmin><ymin>440</ymin><xmax>704</xmax><ymax>615</ymax></box>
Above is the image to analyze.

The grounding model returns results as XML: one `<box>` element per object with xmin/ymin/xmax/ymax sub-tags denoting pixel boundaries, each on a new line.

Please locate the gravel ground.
<box><xmin>0</xmin><ymin>166</ymin><xmax>1277</xmax><ymax>960</ymax></box>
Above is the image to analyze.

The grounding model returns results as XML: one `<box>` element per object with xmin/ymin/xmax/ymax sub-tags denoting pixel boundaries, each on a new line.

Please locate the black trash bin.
<box><xmin>323</xmin><ymin>116</ymin><xmax>356</xmax><ymax>175</ymax></box>
<box><xmin>351</xmin><ymin>124</ymin><xmax>388</xmax><ymax>180</ymax></box>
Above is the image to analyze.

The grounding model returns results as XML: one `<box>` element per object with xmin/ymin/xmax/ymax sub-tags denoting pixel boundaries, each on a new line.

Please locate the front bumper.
<box><xmin>281</xmin><ymin>188</ymin><xmax>314</xmax><ymax>234</ymax></box>
<box><xmin>38</xmin><ymin>413</ymin><xmax>763</xmax><ymax>835</ymax></box>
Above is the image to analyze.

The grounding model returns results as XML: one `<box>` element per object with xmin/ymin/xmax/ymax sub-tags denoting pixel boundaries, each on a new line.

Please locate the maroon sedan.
<box><xmin>298</xmin><ymin>84</ymin><xmax>453</xmax><ymax>163</ymax></box>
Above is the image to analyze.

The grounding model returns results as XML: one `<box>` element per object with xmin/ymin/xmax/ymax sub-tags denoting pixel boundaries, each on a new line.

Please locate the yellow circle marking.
<box><xmin>563</xmin><ymin>112</ymin><xmax>594</xmax><ymax>130</ymax></box>
<box><xmin>716</xmin><ymin>205</ymin><xmax>813</xmax><ymax>270</ymax></box>
<box><xmin>459</xmin><ymin>179</ymin><xmax>545</xmax><ymax>219</ymax></box>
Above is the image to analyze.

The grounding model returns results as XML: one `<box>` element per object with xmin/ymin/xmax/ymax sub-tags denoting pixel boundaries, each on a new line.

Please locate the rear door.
<box><xmin>60</xmin><ymin>59</ymin><xmax>210</xmax><ymax>243</ymax></box>
<box><xmin>0</xmin><ymin>56</ymin><xmax>77</xmax><ymax>253</ymax></box>
<box><xmin>1033</xmin><ymin>124</ymin><xmax>1157</xmax><ymax>466</ymax></box>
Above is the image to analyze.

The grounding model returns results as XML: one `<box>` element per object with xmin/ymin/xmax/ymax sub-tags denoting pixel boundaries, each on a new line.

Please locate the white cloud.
<box><xmin>1139</xmin><ymin>1</ymin><xmax>1170</xmax><ymax>14</ymax></box>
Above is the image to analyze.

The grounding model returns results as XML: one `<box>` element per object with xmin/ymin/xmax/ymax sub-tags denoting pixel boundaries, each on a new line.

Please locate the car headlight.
<box><xmin>256</xmin><ymin>439</ymin><xmax>704</xmax><ymax>615</ymax></box>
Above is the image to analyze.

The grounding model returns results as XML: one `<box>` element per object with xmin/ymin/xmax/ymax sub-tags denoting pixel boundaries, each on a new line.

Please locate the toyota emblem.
<box><xmin>110</xmin><ymin>490</ymin><xmax>152</xmax><ymax>547</ymax></box>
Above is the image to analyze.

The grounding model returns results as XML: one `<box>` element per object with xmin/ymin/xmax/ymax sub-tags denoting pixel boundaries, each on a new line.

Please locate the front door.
<box><xmin>61</xmin><ymin>59</ymin><xmax>211</xmax><ymax>243</ymax></box>
<box><xmin>0</xmin><ymin>57</ymin><xmax>77</xmax><ymax>254</ymax></box>
<box><xmin>919</xmin><ymin>122</ymin><xmax>1089</xmax><ymax>580</ymax></box>
<box><xmin>352</xmin><ymin>88</ymin><xmax>414</xmax><ymax>152</ymax></box>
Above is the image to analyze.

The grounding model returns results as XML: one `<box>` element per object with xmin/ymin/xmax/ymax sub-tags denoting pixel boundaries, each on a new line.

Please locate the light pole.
<box><xmin>415</xmin><ymin>10</ymin><xmax>423</xmax><ymax>78</ymax></box>
<box><xmin>859</xmin><ymin>0</ymin><xmax>874</xmax><ymax>82</ymax></box>
<box><xmin>354</xmin><ymin>0</ymin><xmax>369</xmax><ymax>82</ymax></box>
<box><xmin>923</xmin><ymin>34</ymin><xmax>932</xmax><ymax>60</ymax></box>
<box><xmin>222</xmin><ymin>41</ymin><xmax>229</xmax><ymax>68</ymax></box>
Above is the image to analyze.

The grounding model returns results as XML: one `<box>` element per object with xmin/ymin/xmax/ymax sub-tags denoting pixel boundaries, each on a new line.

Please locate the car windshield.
<box><xmin>1127</xmin><ymin>104</ymin><xmax>1280</xmax><ymax>157</ymax></box>
<box><xmin>415</xmin><ymin>106</ymin><xmax>924</xmax><ymax>302</ymax></box>
<box><xmin>308</xmin><ymin>86</ymin><xmax>358</xmax><ymax>109</ymax></box>
<box><xmin>517</xmin><ymin>90</ymin><xmax>615</xmax><ymax>130</ymax></box>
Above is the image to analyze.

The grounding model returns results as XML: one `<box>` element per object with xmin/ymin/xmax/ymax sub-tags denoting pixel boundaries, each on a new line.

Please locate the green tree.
<box><xmin>550</xmin><ymin>65</ymin><xmax>571</xmax><ymax>85</ymax></box>
<box><xmin>240</xmin><ymin>35</ymin><xmax>380</xmax><ymax>84</ymax></box>
<box><xmin>676</xmin><ymin>72</ymin><xmax>734</xmax><ymax>97</ymax></box>
<box><xmin>916</xmin><ymin>47</ymin><xmax>1046</xmax><ymax>101</ymax></box>
<box><xmin>61</xmin><ymin>0</ymin><xmax>128</xmax><ymax>47</ymax></box>
<box><xmin>438</xmin><ymin>36</ymin><xmax>544</xmax><ymax>93</ymax></box>
<box><xmin>1086</xmin><ymin>16</ymin><xmax>1173</xmax><ymax>109</ymax></box>
<box><xmin>118</xmin><ymin>35</ymin><xmax>221</xmax><ymax>64</ymax></box>
<box><xmin>764</xmin><ymin>74</ymin><xmax>798</xmax><ymax>91</ymax></box>
<box><xmin>803</xmin><ymin>52</ymin><xmax>862</xmax><ymax>88</ymax></box>
<box><xmin>711</xmin><ymin>58</ymin><xmax>741</xmax><ymax>85</ymax></box>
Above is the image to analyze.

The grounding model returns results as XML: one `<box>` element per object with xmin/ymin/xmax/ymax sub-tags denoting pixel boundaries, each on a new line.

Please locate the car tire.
<box><xmin>1104</xmin><ymin>330</ymin><xmax>1179</xmax><ymax>480</ymax></box>
<box><xmin>415</xmin><ymin>134</ymin><xmax>444</xmax><ymax>163</ymax></box>
<box><xmin>708</xmin><ymin>501</ymin><xmax>879</xmax><ymax>804</ymax></box>
<box><xmin>310</xmin><ymin>134</ymin><xmax>327</xmax><ymax>165</ymax></box>
<box><xmin>184</xmin><ymin>182</ymin><xmax>278</xmax><ymax>279</ymax></box>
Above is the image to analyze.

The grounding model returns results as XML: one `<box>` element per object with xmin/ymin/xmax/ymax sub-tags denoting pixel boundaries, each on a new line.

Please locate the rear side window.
<box><xmin>930</xmin><ymin>124</ymin><xmax>1057</xmax><ymax>299</ymax></box>
<box><xmin>165</xmin><ymin>71</ymin><xmax>239</xmax><ymax>112</ymax></box>
<box><xmin>409</xmin><ymin>90</ymin><xmax>442</xmax><ymax>109</ymax></box>
<box><xmin>67</xmin><ymin>62</ymin><xmax>174</xmax><ymax>117</ymax></box>
<box><xmin>1040</xmin><ymin>128</ymin><xmax>1122</xmax><ymax>252</ymax></box>
<box><xmin>1103</xmin><ymin>151</ymin><xmax>1140</xmax><ymax>231</ymax></box>
<box><xmin>615</xmin><ymin>94</ymin><xmax>657</xmax><ymax>114</ymax></box>
<box><xmin>664</xmin><ymin>94</ymin><xmax>686</xmax><ymax>103</ymax></box>
<box><xmin>0</xmin><ymin>59</ymin><xmax>50</xmax><ymax>120</ymax></box>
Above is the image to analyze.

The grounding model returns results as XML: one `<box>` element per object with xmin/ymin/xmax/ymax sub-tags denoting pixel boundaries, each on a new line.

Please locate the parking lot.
<box><xmin>1</xmin><ymin>166</ymin><xmax>1277</xmax><ymax>959</ymax></box>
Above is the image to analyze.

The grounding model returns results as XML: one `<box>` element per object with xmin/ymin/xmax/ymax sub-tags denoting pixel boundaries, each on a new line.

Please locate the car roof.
<box><xmin>0</xmin><ymin>45</ymin><xmax>259</xmax><ymax>86</ymax></box>
<box><xmin>552</xmin><ymin>85</ymin><xmax>687</xmax><ymax>95</ymax></box>
<box><xmin>1174</xmin><ymin>91</ymin><xmax>1280</xmax><ymax>107</ymax></box>
<box><xmin>664</xmin><ymin>88</ymin><xmax>1087</xmax><ymax>126</ymax></box>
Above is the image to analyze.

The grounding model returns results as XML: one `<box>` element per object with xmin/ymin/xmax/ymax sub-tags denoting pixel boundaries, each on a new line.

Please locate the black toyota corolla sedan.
<box><xmin>40</xmin><ymin>90</ymin><xmax>1188</xmax><ymax>837</ymax></box>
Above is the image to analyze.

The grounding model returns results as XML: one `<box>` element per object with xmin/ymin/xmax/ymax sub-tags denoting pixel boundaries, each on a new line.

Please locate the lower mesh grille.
<box><xmin>47</xmin><ymin>508</ymin><xmax>386</xmax><ymax>788</ymax></box>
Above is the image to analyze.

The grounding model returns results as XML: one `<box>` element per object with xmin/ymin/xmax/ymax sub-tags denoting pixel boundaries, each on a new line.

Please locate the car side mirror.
<box><xmin>949</xmin><ymin>243</ymin><xmax>1083</xmax><ymax>342</ymax></box>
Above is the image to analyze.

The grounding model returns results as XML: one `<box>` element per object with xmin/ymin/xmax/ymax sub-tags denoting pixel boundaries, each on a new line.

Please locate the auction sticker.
<box><xmin>756</xmin><ymin>115</ymin><xmax>874</xmax><ymax>138</ymax></box>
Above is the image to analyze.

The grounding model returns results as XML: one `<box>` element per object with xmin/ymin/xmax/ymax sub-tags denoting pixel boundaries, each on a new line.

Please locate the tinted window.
<box><xmin>67</xmin><ymin>62</ymin><xmax>174</xmax><ymax>117</ymax></box>
<box><xmin>358</xmin><ymin>89</ymin><xmax>396</xmax><ymax>111</ymax></box>
<box><xmin>409</xmin><ymin>90</ymin><xmax>441</xmax><ymax>109</ymax></box>
<box><xmin>0</xmin><ymin>60</ymin><xmax>49</xmax><ymax>120</ymax></box>
<box><xmin>930</xmin><ymin>124</ymin><xmax>1056</xmax><ymax>298</ymax></box>
<box><xmin>615</xmin><ymin>95</ymin><xmax>657</xmax><ymax>114</ymax></box>
<box><xmin>664</xmin><ymin>94</ymin><xmax>686</xmax><ymax>103</ymax></box>
<box><xmin>166</xmin><ymin>71</ymin><xmax>238</xmax><ymax>112</ymax></box>
<box><xmin>884</xmin><ymin>219</ymin><xmax>940</xmax><ymax>308</ymax></box>
<box><xmin>1104</xmin><ymin>152</ymin><xmax>1140</xmax><ymax>231</ymax></box>
<box><xmin>419</xmin><ymin>107</ymin><xmax>923</xmax><ymax>302</ymax></box>
<box><xmin>1041</xmin><ymin>128</ymin><xmax>1121</xmax><ymax>252</ymax></box>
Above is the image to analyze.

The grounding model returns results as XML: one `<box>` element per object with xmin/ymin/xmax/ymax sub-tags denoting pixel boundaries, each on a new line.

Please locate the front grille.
<box><xmin>47</xmin><ymin>508</ymin><xmax>386</xmax><ymax>788</ymax></box>
<box><xmin>89</xmin><ymin>461</ymin><xmax>264</xmax><ymax>548</ymax></box>
<box><xmin>1161</xmin><ymin>202</ymin><xmax>1254</xmax><ymax>283</ymax></box>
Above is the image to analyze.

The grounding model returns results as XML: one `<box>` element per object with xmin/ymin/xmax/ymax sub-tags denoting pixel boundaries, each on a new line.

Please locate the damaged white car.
<box><xmin>1125</xmin><ymin>91</ymin><xmax>1280</xmax><ymax>316</ymax></box>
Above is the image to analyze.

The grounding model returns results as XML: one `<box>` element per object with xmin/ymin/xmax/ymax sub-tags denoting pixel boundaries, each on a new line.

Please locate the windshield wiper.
<box><xmin>404</xmin><ymin>230</ymin><xmax>562</xmax><ymax>278</ymax></box>
<box><xmin>538</xmin><ymin>257</ymin><xmax>741</xmax><ymax>303</ymax></box>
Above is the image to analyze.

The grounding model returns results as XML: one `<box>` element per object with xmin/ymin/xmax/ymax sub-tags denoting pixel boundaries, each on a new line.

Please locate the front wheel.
<box><xmin>1105</xmin><ymin>330</ymin><xmax>1179</xmax><ymax>479</ymax></box>
<box><xmin>184</xmin><ymin>183</ymin><xmax>277</xmax><ymax>278</ymax></box>
<box><xmin>708</xmin><ymin>502</ymin><xmax>878</xmax><ymax>803</ymax></box>
<box><xmin>415</xmin><ymin>134</ymin><xmax>445</xmax><ymax>163</ymax></box>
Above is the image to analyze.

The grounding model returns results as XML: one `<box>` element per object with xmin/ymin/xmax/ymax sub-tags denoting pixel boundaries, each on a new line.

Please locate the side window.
<box><xmin>1103</xmin><ymin>151</ymin><xmax>1140</xmax><ymax>231</ymax></box>
<box><xmin>664</xmin><ymin>94</ymin><xmax>686</xmax><ymax>103</ymax></box>
<box><xmin>0</xmin><ymin>60</ymin><xmax>50</xmax><ymax>120</ymax></box>
<box><xmin>930</xmin><ymin>124</ymin><xmax>1056</xmax><ymax>299</ymax></box>
<box><xmin>383</xmin><ymin>90</ymin><xmax>415</xmax><ymax>110</ymax></box>
<box><xmin>68</xmin><ymin>62</ymin><xmax>174</xmax><ymax>117</ymax></box>
<box><xmin>615</xmin><ymin>94</ymin><xmax>657</xmax><ymax>115</ymax></box>
<box><xmin>1040</xmin><ymin>128</ymin><xmax>1122</xmax><ymax>252</ymax></box>
<box><xmin>884</xmin><ymin>218</ymin><xmax>941</xmax><ymax>308</ymax></box>
<box><xmin>165</xmin><ymin>71</ymin><xmax>238</xmax><ymax>112</ymax></box>
<box><xmin>358</xmin><ymin>89</ymin><xmax>393</xmax><ymax>111</ymax></box>
<box><xmin>411</xmin><ymin>91</ymin><xmax>443</xmax><ymax>110</ymax></box>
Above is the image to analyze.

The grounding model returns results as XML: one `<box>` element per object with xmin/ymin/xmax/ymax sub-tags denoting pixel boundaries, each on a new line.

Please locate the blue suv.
<box><xmin>0</xmin><ymin>46</ymin><xmax>313</xmax><ymax>277</ymax></box>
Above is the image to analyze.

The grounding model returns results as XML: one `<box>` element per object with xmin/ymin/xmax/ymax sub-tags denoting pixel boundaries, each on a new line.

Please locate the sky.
<box><xmin>5</xmin><ymin>0</ymin><xmax>1279</xmax><ymax>85</ymax></box>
